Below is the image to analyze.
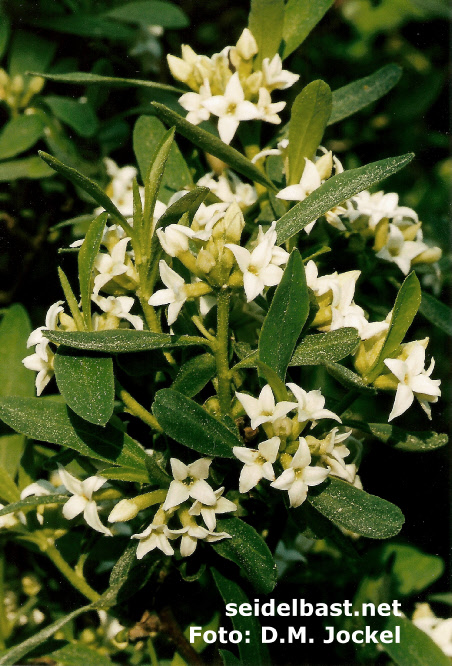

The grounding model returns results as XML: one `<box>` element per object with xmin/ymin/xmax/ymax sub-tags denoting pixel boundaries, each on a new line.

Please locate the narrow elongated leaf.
<box><xmin>0</xmin><ymin>15</ymin><xmax>10</xmax><ymax>60</ymax></box>
<box><xmin>151</xmin><ymin>103</ymin><xmax>276</xmax><ymax>190</ymax></box>
<box><xmin>0</xmin><ymin>434</ymin><xmax>26</xmax><ymax>479</ymax></box>
<box><xmin>326</xmin><ymin>362</ymin><xmax>376</xmax><ymax>393</ymax></box>
<box><xmin>0</xmin><ymin>115</ymin><xmax>44</xmax><ymax>160</ymax></box>
<box><xmin>0</xmin><ymin>304</ymin><xmax>35</xmax><ymax>398</ymax></box>
<box><xmin>105</xmin><ymin>1</ymin><xmax>188</xmax><ymax>28</ymax></box>
<box><xmin>275</xmin><ymin>153</ymin><xmax>414</xmax><ymax>243</ymax></box>
<box><xmin>31</xmin><ymin>71</ymin><xmax>184</xmax><ymax>94</ymax></box>
<box><xmin>153</xmin><ymin>389</ymin><xmax>242</xmax><ymax>458</ymax></box>
<box><xmin>343</xmin><ymin>419</ymin><xmax>448</xmax><ymax>452</ymax></box>
<box><xmin>384</xmin><ymin>615</ymin><xmax>450</xmax><ymax>666</ymax></box>
<box><xmin>44</xmin><ymin>96</ymin><xmax>98</xmax><ymax>138</ymax></box>
<box><xmin>78</xmin><ymin>213</ymin><xmax>108</xmax><ymax>330</ymax></box>
<box><xmin>308</xmin><ymin>477</ymin><xmax>404</xmax><ymax>539</ymax></box>
<box><xmin>54</xmin><ymin>349</ymin><xmax>114</xmax><ymax>426</ymax></box>
<box><xmin>0</xmin><ymin>604</ymin><xmax>92</xmax><ymax>666</ymax></box>
<box><xmin>47</xmin><ymin>644</ymin><xmax>114</xmax><ymax>666</ymax></box>
<box><xmin>329</xmin><ymin>64</ymin><xmax>402</xmax><ymax>125</ymax></box>
<box><xmin>256</xmin><ymin>361</ymin><xmax>289</xmax><ymax>402</ymax></box>
<box><xmin>259</xmin><ymin>250</ymin><xmax>308</xmax><ymax>379</ymax></box>
<box><xmin>220</xmin><ymin>651</ymin><xmax>242</xmax><ymax>666</ymax></box>
<box><xmin>291</xmin><ymin>328</ymin><xmax>360</xmax><ymax>365</ymax></box>
<box><xmin>156</xmin><ymin>187</ymin><xmax>209</xmax><ymax>230</ymax></box>
<box><xmin>98</xmin><ymin>466</ymin><xmax>151</xmax><ymax>483</ymax></box>
<box><xmin>172</xmin><ymin>354</ymin><xmax>216</xmax><ymax>397</ymax></box>
<box><xmin>365</xmin><ymin>272</ymin><xmax>421</xmax><ymax>383</ymax></box>
<box><xmin>45</xmin><ymin>329</ymin><xmax>209</xmax><ymax>353</ymax></box>
<box><xmin>249</xmin><ymin>0</ymin><xmax>284</xmax><ymax>68</ymax></box>
<box><xmin>38</xmin><ymin>151</ymin><xmax>131</xmax><ymax>228</ymax></box>
<box><xmin>212</xmin><ymin>569</ymin><xmax>270</xmax><ymax>666</ymax></box>
<box><xmin>288</xmin><ymin>81</ymin><xmax>332</xmax><ymax>184</ymax></box>
<box><xmin>282</xmin><ymin>0</ymin><xmax>334</xmax><ymax>59</ymax></box>
<box><xmin>30</xmin><ymin>15</ymin><xmax>135</xmax><ymax>40</ymax></box>
<box><xmin>212</xmin><ymin>517</ymin><xmax>277</xmax><ymax>594</ymax></box>
<box><xmin>0</xmin><ymin>465</ymin><xmax>20</xmax><ymax>503</ymax></box>
<box><xmin>0</xmin><ymin>155</ymin><xmax>53</xmax><ymax>181</ymax></box>
<box><xmin>381</xmin><ymin>544</ymin><xmax>444</xmax><ymax>596</ymax></box>
<box><xmin>0</xmin><ymin>397</ymin><xmax>148</xmax><ymax>472</ymax></box>
<box><xmin>0</xmin><ymin>494</ymin><xmax>67</xmax><ymax>517</ymax></box>
<box><xmin>133</xmin><ymin>115</ymin><xmax>192</xmax><ymax>204</ymax></box>
<box><xmin>419</xmin><ymin>290</ymin><xmax>452</xmax><ymax>336</ymax></box>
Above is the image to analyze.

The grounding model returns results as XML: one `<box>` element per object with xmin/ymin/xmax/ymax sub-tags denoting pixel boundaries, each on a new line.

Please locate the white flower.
<box><xmin>132</xmin><ymin>509</ymin><xmax>181</xmax><ymax>559</ymax></box>
<box><xmin>0</xmin><ymin>504</ymin><xmax>21</xmax><ymax>530</ymax></box>
<box><xmin>148</xmin><ymin>260</ymin><xmax>189</xmax><ymax>326</ymax></box>
<box><xmin>277</xmin><ymin>158</ymin><xmax>322</xmax><ymax>233</ymax></box>
<box><xmin>163</xmin><ymin>458</ymin><xmax>216</xmax><ymax>511</ymax></box>
<box><xmin>20</xmin><ymin>479</ymin><xmax>63</xmax><ymax>525</ymax></box>
<box><xmin>412</xmin><ymin>603</ymin><xmax>452</xmax><ymax>657</ymax></box>
<box><xmin>271</xmin><ymin>438</ymin><xmax>330</xmax><ymax>507</ymax></box>
<box><xmin>286</xmin><ymin>383</ymin><xmax>341</xmax><ymax>424</ymax></box>
<box><xmin>329</xmin><ymin>301</ymin><xmax>389</xmax><ymax>341</ymax></box>
<box><xmin>256</xmin><ymin>87</ymin><xmax>285</xmax><ymax>124</ymax></box>
<box><xmin>93</xmin><ymin>237</ymin><xmax>132</xmax><ymax>294</ymax></box>
<box><xmin>308</xmin><ymin>428</ymin><xmax>353</xmax><ymax>481</ymax></box>
<box><xmin>235</xmin><ymin>384</ymin><xmax>297</xmax><ymax>430</ymax></box>
<box><xmin>347</xmin><ymin>190</ymin><xmax>418</xmax><ymax>229</ymax></box>
<box><xmin>197</xmin><ymin>171</ymin><xmax>257</xmax><ymax>208</ymax></box>
<box><xmin>22</xmin><ymin>351</ymin><xmax>55</xmax><ymax>396</ymax></box>
<box><xmin>305</xmin><ymin>261</ymin><xmax>342</xmax><ymax>301</ymax></box>
<box><xmin>189</xmin><ymin>486</ymin><xmax>236</xmax><ymax>530</ymax></box>
<box><xmin>202</xmin><ymin>72</ymin><xmax>260</xmax><ymax>144</ymax></box>
<box><xmin>179</xmin><ymin>78</ymin><xmax>212</xmax><ymax>125</ymax></box>
<box><xmin>256</xmin><ymin>221</ymin><xmax>290</xmax><ymax>268</ymax></box>
<box><xmin>91</xmin><ymin>295</ymin><xmax>143</xmax><ymax>330</ymax></box>
<box><xmin>262</xmin><ymin>54</ymin><xmax>299</xmax><ymax>91</ymax></box>
<box><xmin>58</xmin><ymin>466</ymin><xmax>112</xmax><ymax>536</ymax></box>
<box><xmin>251</xmin><ymin>138</ymin><xmax>289</xmax><ymax>164</ymax></box>
<box><xmin>226</xmin><ymin>226</ymin><xmax>287</xmax><ymax>302</ymax></box>
<box><xmin>98</xmin><ymin>610</ymin><xmax>126</xmax><ymax>645</ymax></box>
<box><xmin>94</xmin><ymin>158</ymin><xmax>141</xmax><ymax>219</ymax></box>
<box><xmin>384</xmin><ymin>342</ymin><xmax>441</xmax><ymax>420</ymax></box>
<box><xmin>26</xmin><ymin>301</ymin><xmax>64</xmax><ymax>361</ymax></box>
<box><xmin>233</xmin><ymin>437</ymin><xmax>281</xmax><ymax>492</ymax></box>
<box><xmin>178</xmin><ymin>514</ymin><xmax>231</xmax><ymax>557</ymax></box>
<box><xmin>191</xmin><ymin>202</ymin><xmax>229</xmax><ymax>240</ymax></box>
<box><xmin>156</xmin><ymin>224</ymin><xmax>195</xmax><ymax>257</ymax></box>
<box><xmin>376</xmin><ymin>223</ymin><xmax>428</xmax><ymax>275</ymax></box>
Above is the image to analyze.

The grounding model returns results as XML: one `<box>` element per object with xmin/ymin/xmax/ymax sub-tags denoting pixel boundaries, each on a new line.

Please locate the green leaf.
<box><xmin>57</xmin><ymin>267</ymin><xmax>84</xmax><ymax>332</ymax></box>
<box><xmin>429</xmin><ymin>593</ymin><xmax>452</xmax><ymax>606</ymax></box>
<box><xmin>44</xmin><ymin>96</ymin><xmax>98</xmax><ymax>138</ymax></box>
<box><xmin>275</xmin><ymin>153</ymin><xmax>414</xmax><ymax>243</ymax></box>
<box><xmin>133</xmin><ymin>115</ymin><xmax>192</xmax><ymax>205</ymax></box>
<box><xmin>0</xmin><ymin>465</ymin><xmax>20</xmax><ymax>503</ymax></box>
<box><xmin>0</xmin><ymin>14</ymin><xmax>10</xmax><ymax>60</ymax></box>
<box><xmin>212</xmin><ymin>569</ymin><xmax>271</xmax><ymax>666</ymax></box>
<box><xmin>0</xmin><ymin>397</ymin><xmax>148</xmax><ymax>473</ymax></box>
<box><xmin>98</xmin><ymin>466</ymin><xmax>152</xmax><ymax>483</ymax></box>
<box><xmin>0</xmin><ymin>604</ymin><xmax>92</xmax><ymax>666</ymax></box>
<box><xmin>259</xmin><ymin>250</ymin><xmax>308</xmax><ymax>380</ymax></box>
<box><xmin>105</xmin><ymin>1</ymin><xmax>188</xmax><ymax>28</ymax></box>
<box><xmin>248</xmin><ymin>0</ymin><xmax>284</xmax><ymax>68</ymax></box>
<box><xmin>308</xmin><ymin>477</ymin><xmax>404</xmax><ymax>539</ymax></box>
<box><xmin>0</xmin><ymin>156</ymin><xmax>53</xmax><ymax>181</ymax></box>
<box><xmin>0</xmin><ymin>434</ymin><xmax>26</xmax><ymax>479</ymax></box>
<box><xmin>78</xmin><ymin>213</ymin><xmax>108</xmax><ymax>331</ymax></box>
<box><xmin>38</xmin><ymin>151</ymin><xmax>131</xmax><ymax>230</ymax></box>
<box><xmin>0</xmin><ymin>494</ymin><xmax>67</xmax><ymax>517</ymax></box>
<box><xmin>329</xmin><ymin>64</ymin><xmax>403</xmax><ymax>125</ymax></box>
<box><xmin>342</xmin><ymin>420</ymin><xmax>448</xmax><ymax>452</ymax></box>
<box><xmin>30</xmin><ymin>15</ymin><xmax>135</xmax><ymax>40</ymax></box>
<box><xmin>381</xmin><ymin>544</ymin><xmax>444</xmax><ymax>596</ymax></box>
<box><xmin>256</xmin><ymin>361</ymin><xmax>289</xmax><ymax>402</ymax></box>
<box><xmin>153</xmin><ymin>389</ymin><xmax>242</xmax><ymax>458</ymax></box>
<box><xmin>365</xmin><ymin>272</ymin><xmax>421</xmax><ymax>383</ymax></box>
<box><xmin>151</xmin><ymin>103</ymin><xmax>276</xmax><ymax>191</ymax></box>
<box><xmin>156</xmin><ymin>187</ymin><xmax>209</xmax><ymax>230</ymax></box>
<box><xmin>31</xmin><ymin>71</ymin><xmax>184</xmax><ymax>94</ymax></box>
<box><xmin>47</xmin><ymin>643</ymin><xmax>114</xmax><ymax>666</ymax></box>
<box><xmin>220</xmin><ymin>650</ymin><xmax>242</xmax><ymax>666</ymax></box>
<box><xmin>212</xmin><ymin>517</ymin><xmax>277</xmax><ymax>594</ymax></box>
<box><xmin>8</xmin><ymin>30</ymin><xmax>56</xmax><ymax>77</ymax></box>
<box><xmin>419</xmin><ymin>290</ymin><xmax>452</xmax><ymax>336</ymax></box>
<box><xmin>384</xmin><ymin>615</ymin><xmax>450</xmax><ymax>666</ymax></box>
<box><xmin>288</xmin><ymin>81</ymin><xmax>332</xmax><ymax>184</ymax></box>
<box><xmin>0</xmin><ymin>304</ymin><xmax>35</xmax><ymax>398</ymax></box>
<box><xmin>172</xmin><ymin>354</ymin><xmax>216</xmax><ymax>397</ymax></box>
<box><xmin>326</xmin><ymin>362</ymin><xmax>376</xmax><ymax>393</ymax></box>
<box><xmin>291</xmin><ymin>328</ymin><xmax>360</xmax><ymax>365</ymax></box>
<box><xmin>0</xmin><ymin>115</ymin><xmax>45</xmax><ymax>160</ymax></box>
<box><xmin>44</xmin><ymin>329</ymin><xmax>209</xmax><ymax>353</ymax></box>
<box><xmin>54</xmin><ymin>348</ymin><xmax>114</xmax><ymax>427</ymax></box>
<box><xmin>282</xmin><ymin>0</ymin><xmax>334</xmax><ymax>59</ymax></box>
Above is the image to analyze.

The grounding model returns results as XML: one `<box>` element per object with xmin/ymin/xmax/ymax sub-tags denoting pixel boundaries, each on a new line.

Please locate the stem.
<box><xmin>147</xmin><ymin>637</ymin><xmax>159</xmax><ymax>666</ymax></box>
<box><xmin>159</xmin><ymin>606</ymin><xmax>205</xmax><ymax>666</ymax></box>
<box><xmin>0</xmin><ymin>548</ymin><xmax>8</xmax><ymax>649</ymax></box>
<box><xmin>44</xmin><ymin>543</ymin><xmax>100</xmax><ymax>603</ymax></box>
<box><xmin>116</xmin><ymin>381</ymin><xmax>163</xmax><ymax>433</ymax></box>
<box><xmin>213</xmin><ymin>289</ymin><xmax>231</xmax><ymax>415</ymax></box>
<box><xmin>191</xmin><ymin>316</ymin><xmax>215</xmax><ymax>342</ymax></box>
<box><xmin>337</xmin><ymin>389</ymin><xmax>360</xmax><ymax>416</ymax></box>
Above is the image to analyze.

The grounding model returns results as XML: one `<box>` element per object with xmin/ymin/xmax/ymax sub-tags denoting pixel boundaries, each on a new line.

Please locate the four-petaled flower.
<box><xmin>233</xmin><ymin>437</ymin><xmax>281</xmax><ymax>492</ymax></box>
<box><xmin>91</xmin><ymin>295</ymin><xmax>143</xmax><ymax>330</ymax></box>
<box><xmin>163</xmin><ymin>458</ymin><xmax>216</xmax><ymax>511</ymax></box>
<box><xmin>58</xmin><ymin>466</ymin><xmax>112</xmax><ymax>536</ymax></box>
<box><xmin>287</xmin><ymin>383</ymin><xmax>341</xmax><ymax>425</ymax></box>
<box><xmin>93</xmin><ymin>237</ymin><xmax>132</xmax><ymax>295</ymax></box>
<box><xmin>132</xmin><ymin>508</ymin><xmax>182</xmax><ymax>558</ymax></box>
<box><xmin>189</xmin><ymin>486</ymin><xmax>236</xmax><ymax>530</ymax></box>
<box><xmin>236</xmin><ymin>385</ymin><xmax>297</xmax><ymax>430</ymax></box>
<box><xmin>148</xmin><ymin>260</ymin><xmax>189</xmax><ymax>326</ymax></box>
<box><xmin>271</xmin><ymin>438</ymin><xmax>330</xmax><ymax>507</ymax></box>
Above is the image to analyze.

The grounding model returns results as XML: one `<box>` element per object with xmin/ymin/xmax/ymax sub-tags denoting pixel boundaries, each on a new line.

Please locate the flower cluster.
<box><xmin>168</xmin><ymin>29</ymin><xmax>299</xmax><ymax>143</ymax></box>
<box><xmin>232</xmin><ymin>383</ymin><xmax>359</xmax><ymax>508</ymax></box>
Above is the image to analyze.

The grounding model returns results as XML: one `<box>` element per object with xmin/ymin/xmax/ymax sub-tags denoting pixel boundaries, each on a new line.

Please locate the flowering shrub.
<box><xmin>0</xmin><ymin>1</ymin><xmax>450</xmax><ymax>665</ymax></box>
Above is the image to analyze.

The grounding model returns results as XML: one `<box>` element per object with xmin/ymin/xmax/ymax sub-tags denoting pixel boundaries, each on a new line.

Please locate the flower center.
<box><xmin>227</xmin><ymin>102</ymin><xmax>237</xmax><ymax>114</ymax></box>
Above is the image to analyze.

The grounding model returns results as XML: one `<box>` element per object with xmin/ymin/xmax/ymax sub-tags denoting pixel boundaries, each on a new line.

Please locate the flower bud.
<box><xmin>196</xmin><ymin>247</ymin><xmax>216</xmax><ymax>274</ymax></box>
<box><xmin>108</xmin><ymin>499</ymin><xmax>140</xmax><ymax>523</ymax></box>
<box><xmin>156</xmin><ymin>224</ymin><xmax>194</xmax><ymax>258</ymax></box>
<box><xmin>236</xmin><ymin>28</ymin><xmax>258</xmax><ymax>61</ymax></box>
<box><xmin>411</xmin><ymin>246</ymin><xmax>442</xmax><ymax>265</ymax></box>
<box><xmin>167</xmin><ymin>54</ymin><xmax>192</xmax><ymax>85</ymax></box>
<box><xmin>401</xmin><ymin>222</ymin><xmax>422</xmax><ymax>242</ymax></box>
<box><xmin>315</xmin><ymin>151</ymin><xmax>333</xmax><ymax>181</ymax></box>
<box><xmin>373</xmin><ymin>218</ymin><xmax>389</xmax><ymax>251</ymax></box>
